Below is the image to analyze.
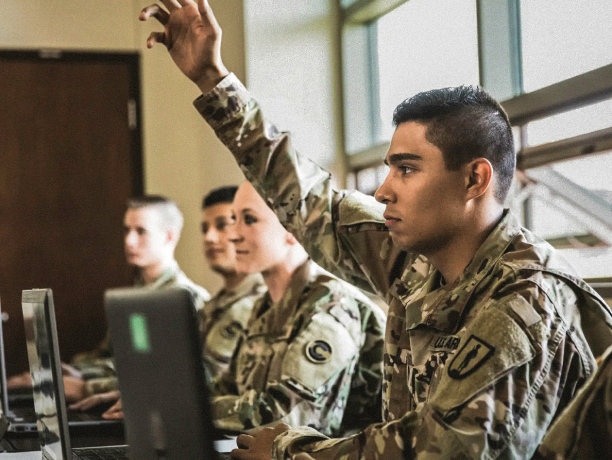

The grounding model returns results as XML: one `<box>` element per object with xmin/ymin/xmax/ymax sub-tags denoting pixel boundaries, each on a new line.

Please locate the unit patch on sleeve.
<box><xmin>306</xmin><ymin>340</ymin><xmax>332</xmax><ymax>363</ymax></box>
<box><xmin>447</xmin><ymin>335</ymin><xmax>495</xmax><ymax>380</ymax></box>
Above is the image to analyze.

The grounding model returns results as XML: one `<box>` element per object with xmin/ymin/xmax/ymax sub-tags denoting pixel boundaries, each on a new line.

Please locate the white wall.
<box><xmin>244</xmin><ymin>0</ymin><xmax>345</xmax><ymax>179</ymax></box>
<box><xmin>0</xmin><ymin>0</ymin><xmax>248</xmax><ymax>293</ymax></box>
<box><xmin>0</xmin><ymin>0</ymin><xmax>345</xmax><ymax>293</ymax></box>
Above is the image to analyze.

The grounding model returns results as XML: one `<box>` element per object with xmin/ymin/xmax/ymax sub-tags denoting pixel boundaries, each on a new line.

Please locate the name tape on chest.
<box><xmin>428</xmin><ymin>334</ymin><xmax>461</xmax><ymax>353</ymax></box>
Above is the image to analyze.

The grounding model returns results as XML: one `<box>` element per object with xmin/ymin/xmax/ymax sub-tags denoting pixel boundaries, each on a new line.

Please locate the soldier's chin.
<box><xmin>389</xmin><ymin>232</ymin><xmax>411</xmax><ymax>251</ymax></box>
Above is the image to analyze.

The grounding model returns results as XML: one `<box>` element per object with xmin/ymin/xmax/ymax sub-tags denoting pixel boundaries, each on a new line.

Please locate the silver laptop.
<box><xmin>0</xmin><ymin>295</ymin><xmax>118</xmax><ymax>436</ymax></box>
<box><xmin>22</xmin><ymin>289</ymin><xmax>128</xmax><ymax>460</ymax></box>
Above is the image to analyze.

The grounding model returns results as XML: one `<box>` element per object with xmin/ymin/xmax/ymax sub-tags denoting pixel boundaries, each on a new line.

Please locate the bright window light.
<box><xmin>375</xmin><ymin>0</ymin><xmax>479</xmax><ymax>142</ymax></box>
<box><xmin>520</xmin><ymin>0</ymin><xmax>612</xmax><ymax>92</ymax></box>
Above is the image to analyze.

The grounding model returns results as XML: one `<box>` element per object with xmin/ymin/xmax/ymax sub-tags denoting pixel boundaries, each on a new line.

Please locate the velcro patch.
<box><xmin>429</xmin><ymin>301</ymin><xmax>536</xmax><ymax>413</ymax></box>
<box><xmin>306</xmin><ymin>340</ymin><xmax>332</xmax><ymax>363</ymax></box>
<box><xmin>282</xmin><ymin>311</ymin><xmax>358</xmax><ymax>393</ymax></box>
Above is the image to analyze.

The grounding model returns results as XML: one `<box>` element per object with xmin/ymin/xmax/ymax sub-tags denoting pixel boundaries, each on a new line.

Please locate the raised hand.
<box><xmin>140</xmin><ymin>0</ymin><xmax>229</xmax><ymax>93</ymax></box>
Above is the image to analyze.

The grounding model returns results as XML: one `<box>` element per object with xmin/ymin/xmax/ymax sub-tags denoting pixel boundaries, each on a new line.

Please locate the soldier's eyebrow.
<box><xmin>384</xmin><ymin>153</ymin><xmax>422</xmax><ymax>166</ymax></box>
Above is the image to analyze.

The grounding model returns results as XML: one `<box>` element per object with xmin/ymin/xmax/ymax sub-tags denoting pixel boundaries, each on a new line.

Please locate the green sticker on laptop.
<box><xmin>130</xmin><ymin>313</ymin><xmax>150</xmax><ymax>352</ymax></box>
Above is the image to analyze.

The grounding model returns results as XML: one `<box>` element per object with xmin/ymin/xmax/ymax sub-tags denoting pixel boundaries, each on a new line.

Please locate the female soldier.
<box><xmin>212</xmin><ymin>182</ymin><xmax>385</xmax><ymax>436</ymax></box>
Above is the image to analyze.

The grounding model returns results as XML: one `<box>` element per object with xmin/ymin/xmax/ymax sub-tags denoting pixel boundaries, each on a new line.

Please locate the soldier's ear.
<box><xmin>166</xmin><ymin>227</ymin><xmax>180</xmax><ymax>246</ymax></box>
<box><xmin>465</xmin><ymin>158</ymin><xmax>493</xmax><ymax>201</ymax></box>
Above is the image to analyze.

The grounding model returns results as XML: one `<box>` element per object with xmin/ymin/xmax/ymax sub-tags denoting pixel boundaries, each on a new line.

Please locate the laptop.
<box><xmin>105</xmin><ymin>286</ymin><xmax>234</xmax><ymax>459</ymax></box>
<box><xmin>21</xmin><ymin>288</ymin><xmax>128</xmax><ymax>460</ymax></box>
<box><xmin>0</xmin><ymin>293</ymin><xmax>121</xmax><ymax>435</ymax></box>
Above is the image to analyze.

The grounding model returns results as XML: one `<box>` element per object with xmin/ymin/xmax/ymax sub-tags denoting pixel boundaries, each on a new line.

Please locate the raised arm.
<box><xmin>141</xmin><ymin>0</ymin><xmax>406</xmax><ymax>295</ymax></box>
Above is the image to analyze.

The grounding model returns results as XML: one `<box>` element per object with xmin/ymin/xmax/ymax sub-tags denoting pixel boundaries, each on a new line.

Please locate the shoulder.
<box><xmin>304</xmin><ymin>265</ymin><xmax>384</xmax><ymax>320</ymax></box>
<box><xmin>171</xmin><ymin>269</ymin><xmax>211</xmax><ymax>306</ymax></box>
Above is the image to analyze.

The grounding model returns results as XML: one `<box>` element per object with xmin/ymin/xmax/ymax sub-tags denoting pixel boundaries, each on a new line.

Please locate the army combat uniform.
<box><xmin>71</xmin><ymin>261</ymin><xmax>210</xmax><ymax>396</ymax></box>
<box><xmin>194</xmin><ymin>74</ymin><xmax>612</xmax><ymax>459</ymax></box>
<box><xmin>212</xmin><ymin>260</ymin><xmax>386</xmax><ymax>436</ymax></box>
<box><xmin>533</xmin><ymin>345</ymin><xmax>612</xmax><ymax>460</ymax></box>
<box><xmin>199</xmin><ymin>272</ymin><xmax>267</xmax><ymax>379</ymax></box>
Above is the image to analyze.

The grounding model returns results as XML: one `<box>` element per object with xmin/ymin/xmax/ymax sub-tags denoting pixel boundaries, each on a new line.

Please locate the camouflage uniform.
<box><xmin>71</xmin><ymin>261</ymin><xmax>210</xmax><ymax>396</ymax></box>
<box><xmin>212</xmin><ymin>260</ymin><xmax>386</xmax><ymax>436</ymax></box>
<box><xmin>533</xmin><ymin>345</ymin><xmax>612</xmax><ymax>460</ymax></box>
<box><xmin>199</xmin><ymin>273</ymin><xmax>267</xmax><ymax>379</ymax></box>
<box><xmin>193</xmin><ymin>74</ymin><xmax>612</xmax><ymax>459</ymax></box>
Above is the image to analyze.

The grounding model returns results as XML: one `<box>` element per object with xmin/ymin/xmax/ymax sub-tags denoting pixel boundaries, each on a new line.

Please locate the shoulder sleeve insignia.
<box><xmin>447</xmin><ymin>335</ymin><xmax>495</xmax><ymax>380</ymax></box>
<box><xmin>305</xmin><ymin>340</ymin><xmax>332</xmax><ymax>363</ymax></box>
<box><xmin>221</xmin><ymin>320</ymin><xmax>242</xmax><ymax>339</ymax></box>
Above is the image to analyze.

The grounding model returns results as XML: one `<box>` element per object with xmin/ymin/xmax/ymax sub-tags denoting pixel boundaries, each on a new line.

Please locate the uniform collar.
<box><xmin>251</xmin><ymin>259</ymin><xmax>313</xmax><ymax>332</ymax></box>
<box><xmin>135</xmin><ymin>260</ymin><xmax>181</xmax><ymax>289</ymax></box>
<box><xmin>214</xmin><ymin>272</ymin><xmax>266</xmax><ymax>305</ymax></box>
<box><xmin>396</xmin><ymin>210</ymin><xmax>519</xmax><ymax>333</ymax></box>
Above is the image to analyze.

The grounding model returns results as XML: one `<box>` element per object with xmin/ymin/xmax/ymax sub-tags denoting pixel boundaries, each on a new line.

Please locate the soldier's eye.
<box><xmin>201</xmin><ymin>222</ymin><xmax>209</xmax><ymax>234</ymax></box>
<box><xmin>244</xmin><ymin>214</ymin><xmax>258</xmax><ymax>225</ymax></box>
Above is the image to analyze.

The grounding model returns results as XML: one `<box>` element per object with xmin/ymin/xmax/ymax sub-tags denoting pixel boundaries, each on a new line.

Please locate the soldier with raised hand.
<box><xmin>139</xmin><ymin>1</ymin><xmax>612</xmax><ymax>459</ymax></box>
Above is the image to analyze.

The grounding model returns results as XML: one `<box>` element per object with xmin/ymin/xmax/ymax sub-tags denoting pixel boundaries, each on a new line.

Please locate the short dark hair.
<box><xmin>392</xmin><ymin>85</ymin><xmax>515</xmax><ymax>203</ymax></box>
<box><xmin>126</xmin><ymin>194</ymin><xmax>183</xmax><ymax>233</ymax></box>
<box><xmin>202</xmin><ymin>186</ymin><xmax>238</xmax><ymax>209</ymax></box>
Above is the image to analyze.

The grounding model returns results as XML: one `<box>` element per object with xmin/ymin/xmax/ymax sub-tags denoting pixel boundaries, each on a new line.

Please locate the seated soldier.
<box><xmin>9</xmin><ymin>195</ymin><xmax>210</xmax><ymax>405</ymax></box>
<box><xmin>211</xmin><ymin>181</ymin><xmax>386</xmax><ymax>435</ymax></box>
<box><xmin>139</xmin><ymin>2</ymin><xmax>612</xmax><ymax>459</ymax></box>
<box><xmin>86</xmin><ymin>188</ymin><xmax>267</xmax><ymax>420</ymax></box>
<box><xmin>199</xmin><ymin>186</ymin><xmax>267</xmax><ymax>379</ymax></box>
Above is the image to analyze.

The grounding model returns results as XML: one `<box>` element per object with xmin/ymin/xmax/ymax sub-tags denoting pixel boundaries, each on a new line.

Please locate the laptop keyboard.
<box><xmin>72</xmin><ymin>446</ymin><xmax>130</xmax><ymax>460</ymax></box>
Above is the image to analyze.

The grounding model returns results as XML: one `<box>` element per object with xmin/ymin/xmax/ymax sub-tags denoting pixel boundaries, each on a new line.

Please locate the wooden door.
<box><xmin>0</xmin><ymin>50</ymin><xmax>142</xmax><ymax>375</ymax></box>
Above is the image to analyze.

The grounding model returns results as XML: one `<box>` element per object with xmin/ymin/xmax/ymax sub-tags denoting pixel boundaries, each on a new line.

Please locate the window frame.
<box><xmin>339</xmin><ymin>0</ymin><xmax>612</xmax><ymax>279</ymax></box>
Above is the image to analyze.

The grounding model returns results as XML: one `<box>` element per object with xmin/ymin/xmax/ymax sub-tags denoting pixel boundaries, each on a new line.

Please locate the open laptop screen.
<box><xmin>22</xmin><ymin>289</ymin><xmax>71</xmax><ymax>460</ymax></box>
<box><xmin>106</xmin><ymin>286</ymin><xmax>220</xmax><ymax>460</ymax></box>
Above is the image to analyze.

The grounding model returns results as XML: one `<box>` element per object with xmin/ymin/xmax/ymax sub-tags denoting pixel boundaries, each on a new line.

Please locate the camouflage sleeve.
<box><xmin>534</xmin><ymin>346</ymin><xmax>612</xmax><ymax>460</ymax></box>
<box><xmin>273</xmin><ymin>290</ymin><xmax>592</xmax><ymax>459</ymax></box>
<box><xmin>73</xmin><ymin>357</ymin><xmax>116</xmax><ymax>380</ymax></box>
<box><xmin>213</xmin><ymin>297</ymin><xmax>369</xmax><ymax>435</ymax></box>
<box><xmin>83</xmin><ymin>375</ymin><xmax>119</xmax><ymax>397</ymax></box>
<box><xmin>194</xmin><ymin>75</ymin><xmax>403</xmax><ymax>296</ymax></box>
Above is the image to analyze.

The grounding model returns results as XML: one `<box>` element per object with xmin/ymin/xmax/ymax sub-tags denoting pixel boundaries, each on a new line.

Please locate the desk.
<box><xmin>1</xmin><ymin>421</ymin><xmax>125</xmax><ymax>454</ymax></box>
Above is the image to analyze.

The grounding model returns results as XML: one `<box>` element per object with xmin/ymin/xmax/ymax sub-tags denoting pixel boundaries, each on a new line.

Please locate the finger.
<box><xmin>102</xmin><ymin>410</ymin><xmax>124</xmax><ymax>420</ymax></box>
<box><xmin>68</xmin><ymin>401</ymin><xmax>84</xmax><ymax>411</ymax></box>
<box><xmin>230</xmin><ymin>448</ymin><xmax>250</xmax><ymax>460</ymax></box>
<box><xmin>274</xmin><ymin>423</ymin><xmax>291</xmax><ymax>434</ymax></box>
<box><xmin>236</xmin><ymin>434</ymin><xmax>254</xmax><ymax>449</ymax></box>
<box><xmin>159</xmin><ymin>0</ymin><xmax>182</xmax><ymax>11</ymax></box>
<box><xmin>146</xmin><ymin>31</ymin><xmax>167</xmax><ymax>49</ymax></box>
<box><xmin>69</xmin><ymin>395</ymin><xmax>96</xmax><ymax>411</ymax></box>
<box><xmin>71</xmin><ymin>399</ymin><xmax>95</xmax><ymax>411</ymax></box>
<box><xmin>139</xmin><ymin>4</ymin><xmax>170</xmax><ymax>24</ymax></box>
<box><xmin>198</xmin><ymin>0</ymin><xmax>221</xmax><ymax>31</ymax></box>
